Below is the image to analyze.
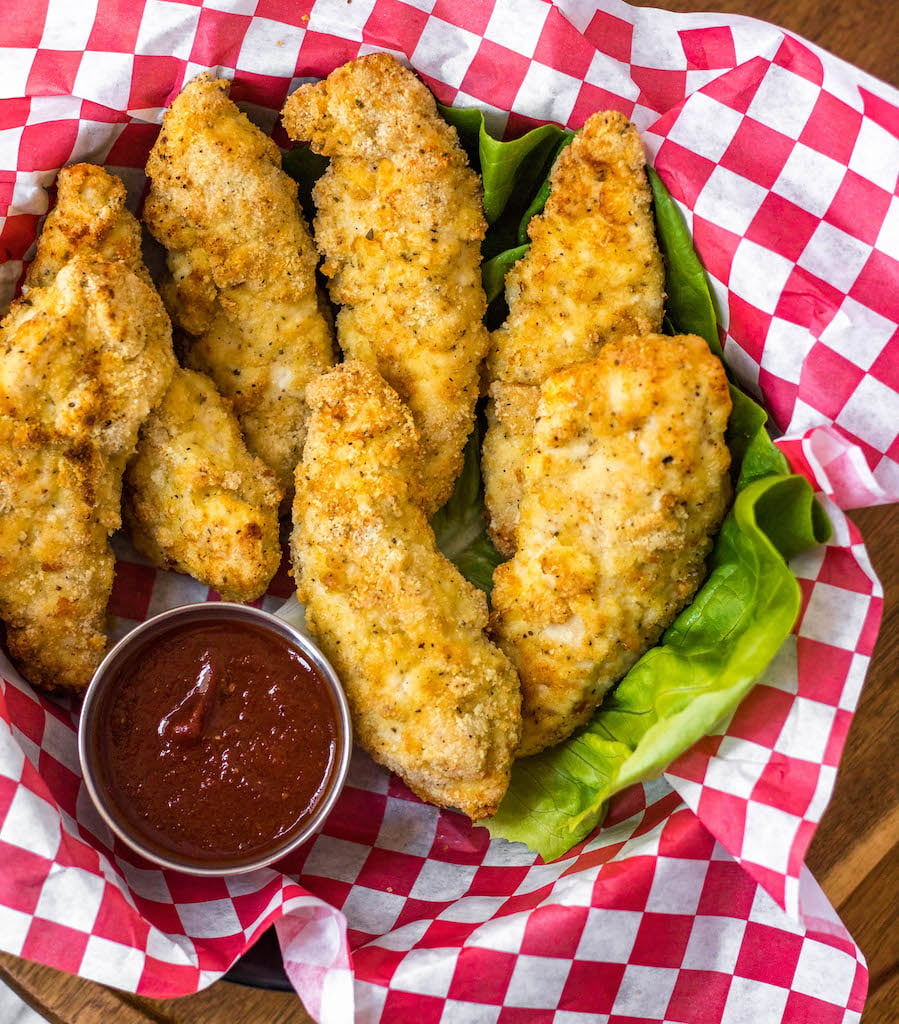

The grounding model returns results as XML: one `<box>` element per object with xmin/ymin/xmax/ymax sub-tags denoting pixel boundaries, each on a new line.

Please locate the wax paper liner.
<box><xmin>0</xmin><ymin>1</ymin><xmax>896</xmax><ymax>1021</ymax></box>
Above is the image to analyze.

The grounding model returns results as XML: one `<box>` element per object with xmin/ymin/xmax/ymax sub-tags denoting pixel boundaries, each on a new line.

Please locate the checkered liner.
<box><xmin>1</xmin><ymin>1</ymin><xmax>896</xmax><ymax>1021</ymax></box>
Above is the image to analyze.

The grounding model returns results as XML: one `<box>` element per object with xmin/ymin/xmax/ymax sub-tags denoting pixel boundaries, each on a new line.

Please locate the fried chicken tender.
<box><xmin>282</xmin><ymin>54</ymin><xmax>490</xmax><ymax>516</ymax></box>
<box><xmin>490</xmin><ymin>334</ymin><xmax>732</xmax><ymax>757</ymax></box>
<box><xmin>481</xmin><ymin>383</ymin><xmax>540</xmax><ymax>561</ymax></box>
<box><xmin>144</xmin><ymin>73</ymin><xmax>336</xmax><ymax>494</ymax></box>
<box><xmin>23</xmin><ymin>163</ymin><xmax>152</xmax><ymax>291</ymax></box>
<box><xmin>0</xmin><ymin>258</ymin><xmax>175</xmax><ymax>690</ymax></box>
<box><xmin>9</xmin><ymin>165</ymin><xmax>172</xmax><ymax>460</ymax></box>
<box><xmin>291</xmin><ymin>361</ymin><xmax>521</xmax><ymax>819</ymax></box>
<box><xmin>125</xmin><ymin>368</ymin><xmax>282</xmax><ymax>603</ymax></box>
<box><xmin>483</xmin><ymin>111</ymin><xmax>665</xmax><ymax>555</ymax></box>
<box><xmin>29</xmin><ymin>162</ymin><xmax>284</xmax><ymax>601</ymax></box>
<box><xmin>0</xmin><ymin>420</ymin><xmax>118</xmax><ymax>691</ymax></box>
<box><xmin>0</xmin><ymin>258</ymin><xmax>175</xmax><ymax>460</ymax></box>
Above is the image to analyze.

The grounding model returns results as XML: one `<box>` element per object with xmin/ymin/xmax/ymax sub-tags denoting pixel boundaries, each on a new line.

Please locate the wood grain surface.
<box><xmin>1</xmin><ymin>2</ymin><xmax>896</xmax><ymax>1022</ymax></box>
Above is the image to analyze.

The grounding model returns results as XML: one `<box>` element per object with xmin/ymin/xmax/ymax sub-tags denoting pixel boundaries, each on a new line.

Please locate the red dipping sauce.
<box><xmin>80</xmin><ymin>606</ymin><xmax>350</xmax><ymax>873</ymax></box>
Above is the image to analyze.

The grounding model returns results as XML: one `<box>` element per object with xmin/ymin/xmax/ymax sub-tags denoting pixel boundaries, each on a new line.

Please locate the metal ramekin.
<box><xmin>78</xmin><ymin>601</ymin><xmax>352</xmax><ymax>876</ymax></box>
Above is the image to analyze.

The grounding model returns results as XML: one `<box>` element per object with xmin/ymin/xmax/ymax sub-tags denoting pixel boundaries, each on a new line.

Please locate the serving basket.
<box><xmin>1</xmin><ymin>1</ymin><xmax>897</xmax><ymax>1021</ymax></box>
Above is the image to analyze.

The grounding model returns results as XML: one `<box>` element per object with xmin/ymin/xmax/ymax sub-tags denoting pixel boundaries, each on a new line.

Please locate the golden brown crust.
<box><xmin>125</xmin><ymin>368</ymin><xmax>283</xmax><ymax>603</ymax></box>
<box><xmin>0</xmin><ymin>418</ymin><xmax>116</xmax><ymax>692</ymax></box>
<box><xmin>483</xmin><ymin>111</ymin><xmax>665</xmax><ymax>553</ymax></box>
<box><xmin>291</xmin><ymin>360</ymin><xmax>521</xmax><ymax>819</ymax></box>
<box><xmin>282</xmin><ymin>53</ymin><xmax>489</xmax><ymax>516</ymax></box>
<box><xmin>1</xmin><ymin>259</ymin><xmax>176</xmax><ymax>458</ymax></box>
<box><xmin>488</xmin><ymin>111</ymin><xmax>665</xmax><ymax>384</ymax></box>
<box><xmin>482</xmin><ymin>383</ymin><xmax>540</xmax><ymax>560</ymax></box>
<box><xmin>489</xmin><ymin>334</ymin><xmax>732</xmax><ymax>756</ymax></box>
<box><xmin>24</xmin><ymin>163</ymin><xmax>152</xmax><ymax>290</ymax></box>
<box><xmin>0</xmin><ymin>256</ymin><xmax>174</xmax><ymax>691</ymax></box>
<box><xmin>144</xmin><ymin>73</ymin><xmax>335</xmax><ymax>494</ymax></box>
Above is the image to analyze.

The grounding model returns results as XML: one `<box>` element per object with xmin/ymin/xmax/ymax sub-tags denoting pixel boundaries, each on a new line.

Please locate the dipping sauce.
<box><xmin>89</xmin><ymin>616</ymin><xmax>342</xmax><ymax>867</ymax></box>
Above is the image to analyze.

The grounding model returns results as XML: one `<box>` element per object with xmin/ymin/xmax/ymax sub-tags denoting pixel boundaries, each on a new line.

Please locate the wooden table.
<box><xmin>1</xmin><ymin>2</ymin><xmax>896</xmax><ymax>1022</ymax></box>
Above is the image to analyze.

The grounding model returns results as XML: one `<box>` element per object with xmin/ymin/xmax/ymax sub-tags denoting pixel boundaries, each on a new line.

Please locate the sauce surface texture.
<box><xmin>95</xmin><ymin>620</ymin><xmax>338</xmax><ymax>862</ymax></box>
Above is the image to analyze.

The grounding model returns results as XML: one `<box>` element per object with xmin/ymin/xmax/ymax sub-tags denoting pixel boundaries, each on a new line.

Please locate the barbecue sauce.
<box><xmin>93</xmin><ymin>620</ymin><xmax>339</xmax><ymax>863</ymax></box>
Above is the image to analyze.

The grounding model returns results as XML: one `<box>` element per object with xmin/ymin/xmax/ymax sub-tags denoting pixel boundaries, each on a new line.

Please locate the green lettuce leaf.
<box><xmin>437</xmin><ymin>104</ymin><xmax>569</xmax><ymax>228</ymax></box>
<box><xmin>647</xmin><ymin>167</ymin><xmax>720</xmax><ymax>356</ymax></box>
<box><xmin>482</xmin><ymin>245</ymin><xmax>529</xmax><ymax>305</ymax></box>
<box><xmin>432</xmin><ymin>420</ymin><xmax>504</xmax><ymax>595</ymax></box>
<box><xmin>515</xmin><ymin>134</ymin><xmax>575</xmax><ymax>245</ymax></box>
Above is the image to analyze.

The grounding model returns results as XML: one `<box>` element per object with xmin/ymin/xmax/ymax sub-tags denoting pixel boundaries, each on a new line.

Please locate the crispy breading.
<box><xmin>490</xmin><ymin>334</ymin><xmax>732</xmax><ymax>757</ymax></box>
<box><xmin>0</xmin><ymin>258</ymin><xmax>175</xmax><ymax>459</ymax></box>
<box><xmin>23</xmin><ymin>163</ymin><xmax>153</xmax><ymax>290</ymax></box>
<box><xmin>291</xmin><ymin>361</ymin><xmax>521</xmax><ymax>819</ymax></box>
<box><xmin>125</xmin><ymin>367</ymin><xmax>282</xmax><ymax>603</ymax></box>
<box><xmin>487</xmin><ymin>112</ymin><xmax>665</xmax><ymax>384</ymax></box>
<box><xmin>143</xmin><ymin>73</ymin><xmax>336</xmax><ymax>494</ymax></box>
<box><xmin>30</xmin><ymin>161</ymin><xmax>286</xmax><ymax>603</ymax></box>
<box><xmin>282</xmin><ymin>53</ymin><xmax>489</xmax><ymax>516</ymax></box>
<box><xmin>0</xmin><ymin>419</ymin><xmax>117</xmax><ymax>692</ymax></box>
<box><xmin>481</xmin><ymin>383</ymin><xmax>540</xmax><ymax>559</ymax></box>
<box><xmin>483</xmin><ymin>111</ymin><xmax>665</xmax><ymax>554</ymax></box>
<box><xmin>0</xmin><ymin>259</ymin><xmax>174</xmax><ymax>691</ymax></box>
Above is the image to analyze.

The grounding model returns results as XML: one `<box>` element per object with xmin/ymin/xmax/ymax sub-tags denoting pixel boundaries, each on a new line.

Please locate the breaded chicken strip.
<box><xmin>0</xmin><ymin>420</ymin><xmax>118</xmax><ymax>691</ymax></box>
<box><xmin>487</xmin><ymin>112</ymin><xmax>665</xmax><ymax>385</ymax></box>
<box><xmin>11</xmin><ymin>165</ymin><xmax>171</xmax><ymax>461</ymax></box>
<box><xmin>125</xmin><ymin>368</ymin><xmax>282</xmax><ymax>603</ymax></box>
<box><xmin>0</xmin><ymin>258</ymin><xmax>175</xmax><ymax>460</ymax></box>
<box><xmin>490</xmin><ymin>334</ymin><xmax>731</xmax><ymax>756</ymax></box>
<box><xmin>0</xmin><ymin>259</ymin><xmax>174</xmax><ymax>690</ymax></box>
<box><xmin>144</xmin><ymin>74</ymin><xmax>336</xmax><ymax>494</ymax></box>
<box><xmin>28</xmin><ymin>162</ymin><xmax>283</xmax><ymax>600</ymax></box>
<box><xmin>481</xmin><ymin>383</ymin><xmax>540</xmax><ymax>561</ymax></box>
<box><xmin>23</xmin><ymin>163</ymin><xmax>152</xmax><ymax>290</ymax></box>
<box><xmin>291</xmin><ymin>361</ymin><xmax>521</xmax><ymax>819</ymax></box>
<box><xmin>282</xmin><ymin>54</ymin><xmax>489</xmax><ymax>516</ymax></box>
<box><xmin>483</xmin><ymin>111</ymin><xmax>665</xmax><ymax>554</ymax></box>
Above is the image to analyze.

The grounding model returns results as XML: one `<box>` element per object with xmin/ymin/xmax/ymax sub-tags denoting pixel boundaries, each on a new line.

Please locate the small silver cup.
<box><xmin>78</xmin><ymin>601</ymin><xmax>352</xmax><ymax>876</ymax></box>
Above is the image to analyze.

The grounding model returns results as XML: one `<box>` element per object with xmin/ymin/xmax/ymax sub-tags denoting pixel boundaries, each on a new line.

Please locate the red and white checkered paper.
<box><xmin>1</xmin><ymin>1</ymin><xmax>896</xmax><ymax>1021</ymax></box>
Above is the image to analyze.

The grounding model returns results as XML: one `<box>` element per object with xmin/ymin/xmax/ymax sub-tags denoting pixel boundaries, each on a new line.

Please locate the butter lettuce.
<box><xmin>437</xmin><ymin>106</ymin><xmax>570</xmax><ymax>320</ymax></box>
<box><xmin>430</xmin><ymin>414</ymin><xmax>504</xmax><ymax>595</ymax></box>
<box><xmin>647</xmin><ymin>166</ymin><xmax>720</xmax><ymax>355</ymax></box>
<box><xmin>437</xmin><ymin>105</ymin><xmax>568</xmax><ymax>235</ymax></box>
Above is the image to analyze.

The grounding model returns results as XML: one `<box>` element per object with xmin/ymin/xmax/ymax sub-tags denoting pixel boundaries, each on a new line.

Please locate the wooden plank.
<box><xmin>837</xmin><ymin>844</ymin><xmax>899</xmax><ymax>1021</ymax></box>
<box><xmin>125</xmin><ymin>982</ymin><xmax>314</xmax><ymax>1024</ymax></box>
